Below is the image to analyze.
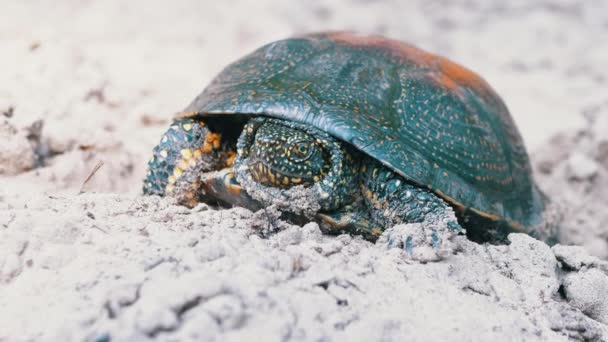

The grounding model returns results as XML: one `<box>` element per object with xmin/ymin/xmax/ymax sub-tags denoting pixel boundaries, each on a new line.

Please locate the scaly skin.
<box><xmin>143</xmin><ymin>118</ymin><xmax>236</xmax><ymax>207</ymax></box>
<box><xmin>362</xmin><ymin>160</ymin><xmax>462</xmax><ymax>231</ymax></box>
<box><xmin>361</xmin><ymin>160</ymin><xmax>464</xmax><ymax>251</ymax></box>
<box><xmin>144</xmin><ymin>117</ymin><xmax>464</xmax><ymax>252</ymax></box>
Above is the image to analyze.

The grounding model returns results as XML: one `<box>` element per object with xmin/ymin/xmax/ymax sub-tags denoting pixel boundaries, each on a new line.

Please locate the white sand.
<box><xmin>1</xmin><ymin>0</ymin><xmax>607</xmax><ymax>340</ymax></box>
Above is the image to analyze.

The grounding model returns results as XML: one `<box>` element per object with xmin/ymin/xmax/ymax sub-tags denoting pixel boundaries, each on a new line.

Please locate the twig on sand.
<box><xmin>2</xmin><ymin>106</ymin><xmax>14</xmax><ymax>118</ymax></box>
<box><xmin>79</xmin><ymin>160</ymin><xmax>104</xmax><ymax>194</ymax></box>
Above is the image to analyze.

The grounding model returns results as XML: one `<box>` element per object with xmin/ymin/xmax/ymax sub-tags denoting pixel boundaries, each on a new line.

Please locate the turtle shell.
<box><xmin>179</xmin><ymin>31</ymin><xmax>546</xmax><ymax>231</ymax></box>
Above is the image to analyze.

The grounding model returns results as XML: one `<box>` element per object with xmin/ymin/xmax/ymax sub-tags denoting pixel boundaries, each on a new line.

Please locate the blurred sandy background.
<box><xmin>2</xmin><ymin>0</ymin><xmax>608</xmax><ymax>195</ymax></box>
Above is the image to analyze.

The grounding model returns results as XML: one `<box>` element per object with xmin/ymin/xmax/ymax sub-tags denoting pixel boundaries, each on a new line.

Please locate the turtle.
<box><xmin>143</xmin><ymin>31</ymin><xmax>555</xmax><ymax>250</ymax></box>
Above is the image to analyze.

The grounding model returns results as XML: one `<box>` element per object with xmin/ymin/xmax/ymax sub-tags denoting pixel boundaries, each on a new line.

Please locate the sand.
<box><xmin>1</xmin><ymin>0</ymin><xmax>607</xmax><ymax>341</ymax></box>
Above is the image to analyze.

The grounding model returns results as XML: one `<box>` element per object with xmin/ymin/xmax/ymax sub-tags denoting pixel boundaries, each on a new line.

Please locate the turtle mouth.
<box><xmin>248</xmin><ymin>158</ymin><xmax>315</xmax><ymax>188</ymax></box>
<box><xmin>198</xmin><ymin>167</ymin><xmax>263</xmax><ymax>211</ymax></box>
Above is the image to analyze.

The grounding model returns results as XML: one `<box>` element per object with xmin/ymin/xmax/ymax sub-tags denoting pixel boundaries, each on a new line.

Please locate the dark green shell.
<box><xmin>179</xmin><ymin>32</ymin><xmax>546</xmax><ymax>231</ymax></box>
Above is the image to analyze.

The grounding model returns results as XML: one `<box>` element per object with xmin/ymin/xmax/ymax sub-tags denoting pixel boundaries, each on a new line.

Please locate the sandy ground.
<box><xmin>1</xmin><ymin>0</ymin><xmax>608</xmax><ymax>341</ymax></box>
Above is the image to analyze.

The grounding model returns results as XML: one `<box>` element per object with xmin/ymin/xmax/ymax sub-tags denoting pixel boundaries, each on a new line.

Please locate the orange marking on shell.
<box><xmin>436</xmin><ymin>58</ymin><xmax>489</xmax><ymax>91</ymax></box>
<box><xmin>324</xmin><ymin>32</ymin><xmax>491</xmax><ymax>93</ymax></box>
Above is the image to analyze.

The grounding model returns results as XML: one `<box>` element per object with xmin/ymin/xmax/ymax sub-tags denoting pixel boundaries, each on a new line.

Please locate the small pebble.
<box><xmin>566</xmin><ymin>153</ymin><xmax>599</xmax><ymax>180</ymax></box>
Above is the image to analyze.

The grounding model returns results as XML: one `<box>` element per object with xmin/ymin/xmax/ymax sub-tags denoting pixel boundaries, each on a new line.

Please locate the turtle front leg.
<box><xmin>362</xmin><ymin>162</ymin><xmax>465</xmax><ymax>257</ymax></box>
<box><xmin>143</xmin><ymin>118</ymin><xmax>236</xmax><ymax>207</ymax></box>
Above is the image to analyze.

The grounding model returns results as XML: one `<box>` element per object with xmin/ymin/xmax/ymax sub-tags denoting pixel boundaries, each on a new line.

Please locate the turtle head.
<box><xmin>226</xmin><ymin>117</ymin><xmax>360</xmax><ymax>213</ymax></box>
<box><xmin>246</xmin><ymin>120</ymin><xmax>330</xmax><ymax>189</ymax></box>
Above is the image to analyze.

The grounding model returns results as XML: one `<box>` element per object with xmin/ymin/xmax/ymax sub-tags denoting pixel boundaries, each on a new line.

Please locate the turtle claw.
<box><xmin>387</xmin><ymin>233</ymin><xmax>417</xmax><ymax>255</ymax></box>
<box><xmin>387</xmin><ymin>235</ymin><xmax>400</xmax><ymax>249</ymax></box>
<box><xmin>447</xmin><ymin>220</ymin><xmax>465</xmax><ymax>233</ymax></box>
<box><xmin>430</xmin><ymin>228</ymin><xmax>442</xmax><ymax>250</ymax></box>
<box><xmin>379</xmin><ymin>220</ymin><xmax>461</xmax><ymax>262</ymax></box>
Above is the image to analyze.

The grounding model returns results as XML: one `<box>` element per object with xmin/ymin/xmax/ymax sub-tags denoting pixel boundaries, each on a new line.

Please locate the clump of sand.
<box><xmin>1</xmin><ymin>194</ymin><xmax>607</xmax><ymax>341</ymax></box>
<box><xmin>535</xmin><ymin>106</ymin><xmax>608</xmax><ymax>259</ymax></box>
<box><xmin>0</xmin><ymin>118</ymin><xmax>39</xmax><ymax>175</ymax></box>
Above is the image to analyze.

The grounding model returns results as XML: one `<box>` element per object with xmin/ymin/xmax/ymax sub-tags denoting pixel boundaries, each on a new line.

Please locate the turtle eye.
<box><xmin>290</xmin><ymin>139</ymin><xmax>315</xmax><ymax>162</ymax></box>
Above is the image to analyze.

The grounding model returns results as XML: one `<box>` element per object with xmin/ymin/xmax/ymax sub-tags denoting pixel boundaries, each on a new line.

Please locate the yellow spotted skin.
<box><xmin>246</xmin><ymin>120</ymin><xmax>330</xmax><ymax>189</ymax></box>
<box><xmin>234</xmin><ymin>117</ymin><xmax>359</xmax><ymax>212</ymax></box>
<box><xmin>362</xmin><ymin>163</ymin><xmax>464</xmax><ymax>236</ymax></box>
<box><xmin>144</xmin><ymin>116</ymin><xmax>487</xmax><ymax>242</ymax></box>
<box><xmin>143</xmin><ymin>118</ymin><xmax>236</xmax><ymax>206</ymax></box>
